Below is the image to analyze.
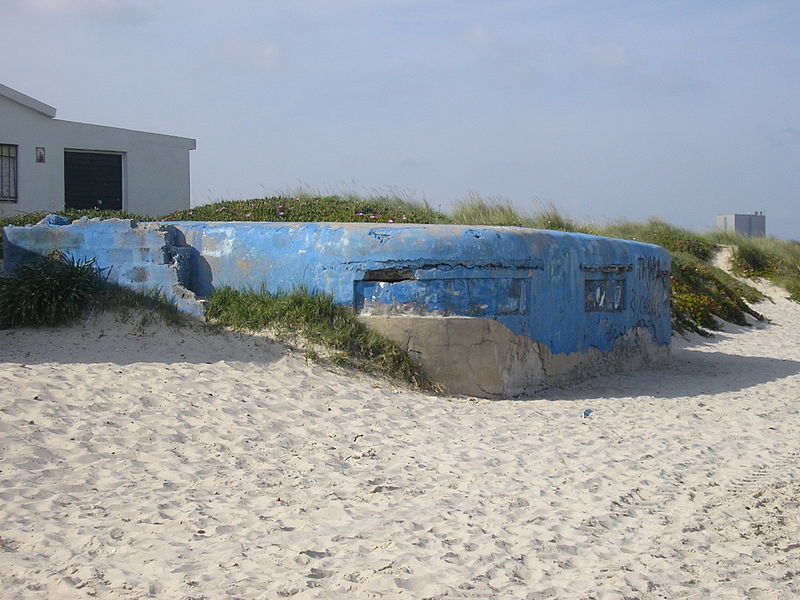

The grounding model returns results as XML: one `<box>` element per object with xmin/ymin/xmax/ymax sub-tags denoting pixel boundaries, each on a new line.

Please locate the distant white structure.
<box><xmin>0</xmin><ymin>83</ymin><xmax>195</xmax><ymax>218</ymax></box>
<box><xmin>716</xmin><ymin>212</ymin><xmax>766</xmax><ymax>237</ymax></box>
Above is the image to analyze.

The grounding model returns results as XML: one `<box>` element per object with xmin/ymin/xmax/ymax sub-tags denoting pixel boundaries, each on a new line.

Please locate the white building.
<box><xmin>716</xmin><ymin>212</ymin><xmax>766</xmax><ymax>237</ymax></box>
<box><xmin>0</xmin><ymin>83</ymin><xmax>195</xmax><ymax>218</ymax></box>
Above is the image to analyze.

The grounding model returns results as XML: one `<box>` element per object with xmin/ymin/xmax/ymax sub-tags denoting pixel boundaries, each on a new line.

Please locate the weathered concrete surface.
<box><xmin>162</xmin><ymin>222</ymin><xmax>672</xmax><ymax>358</ymax></box>
<box><xmin>3</xmin><ymin>217</ymin><xmax>204</xmax><ymax>317</ymax></box>
<box><xmin>3</xmin><ymin>218</ymin><xmax>671</xmax><ymax>397</ymax></box>
<box><xmin>359</xmin><ymin>316</ymin><xmax>669</xmax><ymax>397</ymax></box>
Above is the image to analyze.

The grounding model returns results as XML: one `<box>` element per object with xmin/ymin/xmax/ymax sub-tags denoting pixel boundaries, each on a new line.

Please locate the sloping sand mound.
<box><xmin>1</xmin><ymin>281</ymin><xmax>799</xmax><ymax>599</ymax></box>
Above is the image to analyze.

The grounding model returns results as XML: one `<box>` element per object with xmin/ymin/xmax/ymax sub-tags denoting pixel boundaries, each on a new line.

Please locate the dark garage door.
<box><xmin>64</xmin><ymin>151</ymin><xmax>123</xmax><ymax>210</ymax></box>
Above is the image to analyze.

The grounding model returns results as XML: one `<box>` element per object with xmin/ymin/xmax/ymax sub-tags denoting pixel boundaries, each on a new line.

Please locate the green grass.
<box><xmin>600</xmin><ymin>218</ymin><xmax>718</xmax><ymax>262</ymax></box>
<box><xmin>450</xmin><ymin>194</ymin><xmax>589</xmax><ymax>232</ymax></box>
<box><xmin>0</xmin><ymin>251</ymin><xmax>106</xmax><ymax>327</ymax></box>
<box><xmin>161</xmin><ymin>192</ymin><xmax>450</xmax><ymax>225</ymax></box>
<box><xmin>451</xmin><ymin>194</ymin><xmax>535</xmax><ymax>227</ymax></box>
<box><xmin>708</xmin><ymin>233</ymin><xmax>800</xmax><ymax>303</ymax></box>
<box><xmin>93</xmin><ymin>283</ymin><xmax>190</xmax><ymax>328</ymax></box>
<box><xmin>0</xmin><ymin>250</ymin><xmax>190</xmax><ymax>329</ymax></box>
<box><xmin>668</xmin><ymin>251</ymin><xmax>766</xmax><ymax>336</ymax></box>
<box><xmin>205</xmin><ymin>286</ymin><xmax>441</xmax><ymax>392</ymax></box>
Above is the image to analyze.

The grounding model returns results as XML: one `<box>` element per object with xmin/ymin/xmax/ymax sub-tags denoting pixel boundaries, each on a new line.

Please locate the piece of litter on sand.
<box><xmin>581</xmin><ymin>408</ymin><xmax>594</xmax><ymax>418</ymax></box>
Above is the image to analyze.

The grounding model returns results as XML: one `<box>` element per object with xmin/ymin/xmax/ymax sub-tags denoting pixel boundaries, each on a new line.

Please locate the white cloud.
<box><xmin>212</xmin><ymin>36</ymin><xmax>282</xmax><ymax>72</ymax></box>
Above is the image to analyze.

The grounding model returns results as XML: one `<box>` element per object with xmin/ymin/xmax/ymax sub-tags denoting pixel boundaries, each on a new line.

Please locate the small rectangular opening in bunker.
<box><xmin>585</xmin><ymin>278</ymin><xmax>626</xmax><ymax>312</ymax></box>
<box><xmin>355</xmin><ymin>265</ymin><xmax>530</xmax><ymax>317</ymax></box>
<box><xmin>363</xmin><ymin>268</ymin><xmax>416</xmax><ymax>282</ymax></box>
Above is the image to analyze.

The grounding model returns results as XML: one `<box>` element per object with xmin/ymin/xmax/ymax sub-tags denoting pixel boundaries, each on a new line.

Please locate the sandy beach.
<box><xmin>1</xmin><ymin>277</ymin><xmax>799</xmax><ymax>599</ymax></box>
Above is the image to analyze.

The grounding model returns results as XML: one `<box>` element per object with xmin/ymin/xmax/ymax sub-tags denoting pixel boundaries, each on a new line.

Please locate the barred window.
<box><xmin>0</xmin><ymin>144</ymin><xmax>18</xmax><ymax>201</ymax></box>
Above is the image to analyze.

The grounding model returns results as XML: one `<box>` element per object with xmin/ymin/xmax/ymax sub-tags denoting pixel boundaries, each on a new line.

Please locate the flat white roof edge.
<box><xmin>56</xmin><ymin>118</ymin><xmax>197</xmax><ymax>150</ymax></box>
<box><xmin>0</xmin><ymin>83</ymin><xmax>57</xmax><ymax>118</ymax></box>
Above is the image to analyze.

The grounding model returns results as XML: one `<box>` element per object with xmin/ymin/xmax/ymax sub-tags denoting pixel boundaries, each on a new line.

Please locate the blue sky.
<box><xmin>3</xmin><ymin>0</ymin><xmax>799</xmax><ymax>238</ymax></box>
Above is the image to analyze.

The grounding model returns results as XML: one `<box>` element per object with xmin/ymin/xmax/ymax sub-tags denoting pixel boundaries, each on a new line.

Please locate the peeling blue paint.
<box><xmin>3</xmin><ymin>219</ymin><xmax>671</xmax><ymax>355</ymax></box>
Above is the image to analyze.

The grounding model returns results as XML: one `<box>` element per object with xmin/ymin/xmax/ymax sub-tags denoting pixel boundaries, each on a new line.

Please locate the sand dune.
<box><xmin>1</xmin><ymin>280</ymin><xmax>799</xmax><ymax>599</ymax></box>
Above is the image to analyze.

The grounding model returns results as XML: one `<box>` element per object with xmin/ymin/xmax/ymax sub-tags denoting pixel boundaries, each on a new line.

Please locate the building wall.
<box><xmin>716</xmin><ymin>213</ymin><xmax>766</xmax><ymax>237</ymax></box>
<box><xmin>0</xmin><ymin>95</ymin><xmax>194</xmax><ymax>218</ymax></box>
<box><xmin>734</xmin><ymin>214</ymin><xmax>766</xmax><ymax>237</ymax></box>
<box><xmin>4</xmin><ymin>219</ymin><xmax>672</xmax><ymax>397</ymax></box>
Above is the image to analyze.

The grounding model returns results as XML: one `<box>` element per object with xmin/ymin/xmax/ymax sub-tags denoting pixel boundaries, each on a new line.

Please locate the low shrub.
<box><xmin>669</xmin><ymin>252</ymin><xmax>765</xmax><ymax>336</ymax></box>
<box><xmin>0</xmin><ymin>251</ymin><xmax>106</xmax><ymax>326</ymax></box>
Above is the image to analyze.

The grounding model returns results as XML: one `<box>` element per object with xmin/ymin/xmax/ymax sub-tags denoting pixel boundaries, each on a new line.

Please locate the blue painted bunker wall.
<box><xmin>172</xmin><ymin>222</ymin><xmax>671</xmax><ymax>355</ymax></box>
<box><xmin>3</xmin><ymin>219</ymin><xmax>671</xmax><ymax>358</ymax></box>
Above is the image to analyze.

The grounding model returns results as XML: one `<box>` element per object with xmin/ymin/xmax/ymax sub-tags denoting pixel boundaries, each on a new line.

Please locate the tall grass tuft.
<box><xmin>451</xmin><ymin>195</ymin><xmax>587</xmax><ymax>232</ymax></box>
<box><xmin>731</xmin><ymin>239</ymin><xmax>773</xmax><ymax>276</ymax></box>
<box><xmin>0</xmin><ymin>251</ymin><xmax>106</xmax><ymax>327</ymax></box>
<box><xmin>528</xmin><ymin>203</ymin><xmax>585</xmax><ymax>233</ymax></box>
<box><xmin>451</xmin><ymin>194</ymin><xmax>532</xmax><ymax>227</ymax></box>
<box><xmin>205</xmin><ymin>287</ymin><xmax>441</xmax><ymax>392</ymax></box>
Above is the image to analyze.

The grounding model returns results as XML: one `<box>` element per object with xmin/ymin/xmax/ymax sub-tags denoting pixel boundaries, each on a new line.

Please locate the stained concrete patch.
<box><xmin>359</xmin><ymin>315</ymin><xmax>669</xmax><ymax>397</ymax></box>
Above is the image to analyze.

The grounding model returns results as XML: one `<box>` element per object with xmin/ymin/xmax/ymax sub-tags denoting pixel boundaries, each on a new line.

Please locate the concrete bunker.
<box><xmin>4</xmin><ymin>219</ymin><xmax>671</xmax><ymax>397</ymax></box>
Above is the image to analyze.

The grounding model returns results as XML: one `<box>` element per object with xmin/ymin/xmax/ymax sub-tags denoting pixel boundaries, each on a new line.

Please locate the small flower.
<box><xmin>387</xmin><ymin>219</ymin><xmax>394</xmax><ymax>223</ymax></box>
<box><xmin>369</xmin><ymin>215</ymin><xmax>376</xmax><ymax>219</ymax></box>
<box><xmin>356</xmin><ymin>212</ymin><xmax>364</xmax><ymax>216</ymax></box>
<box><xmin>278</xmin><ymin>211</ymin><xmax>285</xmax><ymax>216</ymax></box>
<box><xmin>218</xmin><ymin>206</ymin><xmax>226</xmax><ymax>212</ymax></box>
<box><xmin>244</xmin><ymin>213</ymin><xmax>252</xmax><ymax>217</ymax></box>
<box><xmin>188</xmin><ymin>211</ymin><xmax>193</xmax><ymax>216</ymax></box>
<box><xmin>401</xmin><ymin>216</ymin><xmax>408</xmax><ymax>221</ymax></box>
